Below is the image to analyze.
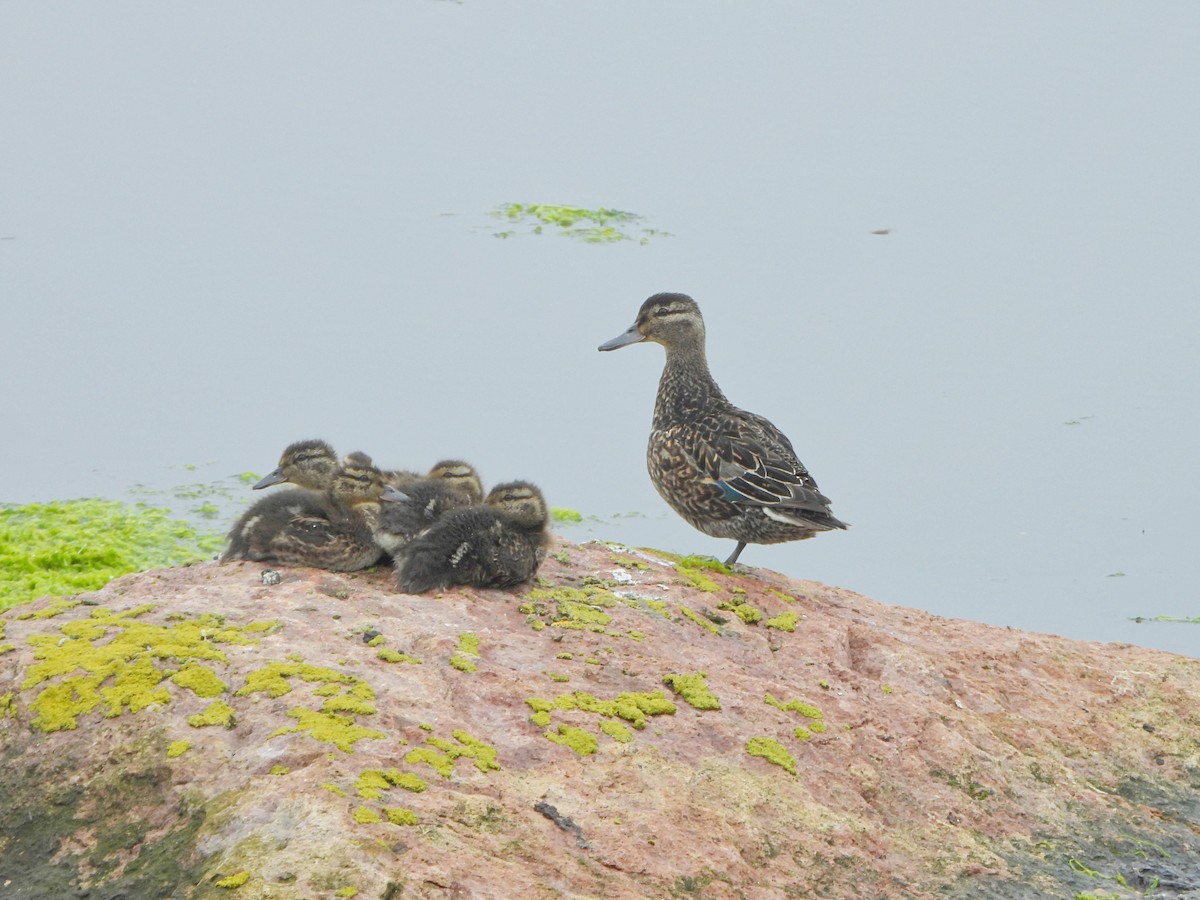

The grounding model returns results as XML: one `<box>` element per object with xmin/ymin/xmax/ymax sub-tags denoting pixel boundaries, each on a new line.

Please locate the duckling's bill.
<box><xmin>253</xmin><ymin>469</ymin><xmax>288</xmax><ymax>490</ymax></box>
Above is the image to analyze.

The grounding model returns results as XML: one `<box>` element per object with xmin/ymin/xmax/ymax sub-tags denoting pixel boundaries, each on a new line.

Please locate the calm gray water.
<box><xmin>3</xmin><ymin>4</ymin><xmax>1198</xmax><ymax>657</ymax></box>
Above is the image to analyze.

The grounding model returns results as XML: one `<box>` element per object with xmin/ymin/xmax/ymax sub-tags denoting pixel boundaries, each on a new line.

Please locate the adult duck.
<box><xmin>599</xmin><ymin>292</ymin><xmax>847</xmax><ymax>566</ymax></box>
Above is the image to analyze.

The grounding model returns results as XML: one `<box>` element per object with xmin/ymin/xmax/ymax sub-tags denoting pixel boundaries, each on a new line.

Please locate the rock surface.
<box><xmin>1</xmin><ymin>538</ymin><xmax>1198</xmax><ymax>899</ymax></box>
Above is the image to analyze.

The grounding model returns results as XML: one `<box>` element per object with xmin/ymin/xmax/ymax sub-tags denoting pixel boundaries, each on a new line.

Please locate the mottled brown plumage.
<box><xmin>599</xmin><ymin>292</ymin><xmax>847</xmax><ymax>566</ymax></box>
<box><xmin>374</xmin><ymin>460</ymin><xmax>484</xmax><ymax>557</ymax></box>
<box><xmin>252</xmin><ymin>439</ymin><xmax>339</xmax><ymax>491</ymax></box>
<box><xmin>224</xmin><ymin>451</ymin><xmax>387</xmax><ymax>571</ymax></box>
<box><xmin>393</xmin><ymin>481</ymin><xmax>550</xmax><ymax>593</ymax></box>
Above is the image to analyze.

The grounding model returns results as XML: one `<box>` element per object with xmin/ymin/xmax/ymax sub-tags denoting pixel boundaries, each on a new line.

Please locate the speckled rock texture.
<box><xmin>1</xmin><ymin>538</ymin><xmax>1198</xmax><ymax>899</ymax></box>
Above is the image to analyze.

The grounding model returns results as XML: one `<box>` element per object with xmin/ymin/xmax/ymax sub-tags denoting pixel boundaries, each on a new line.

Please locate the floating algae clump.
<box><xmin>0</xmin><ymin>499</ymin><xmax>222</xmax><ymax>611</ymax></box>
<box><xmin>491</xmin><ymin>203</ymin><xmax>669</xmax><ymax>245</ymax></box>
<box><xmin>663</xmin><ymin>673</ymin><xmax>721</xmax><ymax>710</ymax></box>
<box><xmin>19</xmin><ymin>606</ymin><xmax>271</xmax><ymax>732</ymax></box>
<box><xmin>746</xmin><ymin>737</ymin><xmax>797</xmax><ymax>775</ymax></box>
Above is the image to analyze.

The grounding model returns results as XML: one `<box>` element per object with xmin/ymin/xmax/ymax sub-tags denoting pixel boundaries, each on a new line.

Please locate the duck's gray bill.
<box><xmin>380</xmin><ymin>486</ymin><xmax>411</xmax><ymax>503</ymax></box>
<box><xmin>253</xmin><ymin>469</ymin><xmax>287</xmax><ymax>490</ymax></box>
<box><xmin>598</xmin><ymin>324</ymin><xmax>645</xmax><ymax>351</ymax></box>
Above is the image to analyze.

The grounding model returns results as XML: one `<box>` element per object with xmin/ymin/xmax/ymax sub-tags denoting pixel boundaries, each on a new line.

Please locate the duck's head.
<box><xmin>331</xmin><ymin>452</ymin><xmax>386</xmax><ymax>506</ymax></box>
<box><xmin>598</xmin><ymin>292</ymin><xmax>704</xmax><ymax>352</ymax></box>
<box><xmin>427</xmin><ymin>459</ymin><xmax>484</xmax><ymax>505</ymax></box>
<box><xmin>485</xmin><ymin>481</ymin><xmax>547</xmax><ymax>529</ymax></box>
<box><xmin>254</xmin><ymin>439</ymin><xmax>339</xmax><ymax>490</ymax></box>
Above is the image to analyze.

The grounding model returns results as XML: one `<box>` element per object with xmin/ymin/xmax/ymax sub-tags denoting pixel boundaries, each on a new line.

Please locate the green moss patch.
<box><xmin>166</xmin><ymin>740</ymin><xmax>192</xmax><ymax>758</ymax></box>
<box><xmin>0</xmin><ymin>499</ymin><xmax>222</xmax><ymax>612</ymax></box>
<box><xmin>405</xmin><ymin>729</ymin><xmax>500</xmax><ymax>777</ymax></box>
<box><xmin>170</xmin><ymin>662</ymin><xmax>228</xmax><ymax>698</ymax></box>
<box><xmin>718</xmin><ymin>600</ymin><xmax>763</xmax><ymax>624</ymax></box>
<box><xmin>354</xmin><ymin>768</ymin><xmax>428</xmax><ymax>799</ymax></box>
<box><xmin>600</xmin><ymin>721</ymin><xmax>633</xmax><ymax>743</ymax></box>
<box><xmin>384</xmin><ymin>807</ymin><xmax>419</xmax><ymax>826</ymax></box>
<box><xmin>526</xmin><ymin>690</ymin><xmax>676</xmax><ymax>732</ymax></box>
<box><xmin>663</xmin><ymin>673</ymin><xmax>721</xmax><ymax>710</ymax></box>
<box><xmin>215</xmin><ymin>870</ymin><xmax>250</xmax><ymax>888</ymax></box>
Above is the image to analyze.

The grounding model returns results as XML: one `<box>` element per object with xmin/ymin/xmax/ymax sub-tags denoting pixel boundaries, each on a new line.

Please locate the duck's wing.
<box><xmin>683</xmin><ymin>408</ymin><xmax>838</xmax><ymax>518</ymax></box>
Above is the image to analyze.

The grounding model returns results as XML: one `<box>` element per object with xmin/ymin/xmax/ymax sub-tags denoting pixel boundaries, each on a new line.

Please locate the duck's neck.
<box><xmin>653</xmin><ymin>339</ymin><xmax>729</xmax><ymax>427</ymax></box>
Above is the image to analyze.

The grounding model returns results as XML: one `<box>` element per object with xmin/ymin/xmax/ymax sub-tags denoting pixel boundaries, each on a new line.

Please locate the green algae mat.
<box><xmin>0</xmin><ymin>499</ymin><xmax>222</xmax><ymax>612</ymax></box>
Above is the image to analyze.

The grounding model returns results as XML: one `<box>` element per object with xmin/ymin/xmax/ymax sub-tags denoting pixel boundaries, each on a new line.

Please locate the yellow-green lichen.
<box><xmin>764</xmin><ymin>694</ymin><xmax>823</xmax><ymax>719</ymax></box>
<box><xmin>555</xmin><ymin>652</ymin><xmax>574</xmax><ymax>660</ymax></box>
<box><xmin>170</xmin><ymin>662</ymin><xmax>228</xmax><ymax>698</ymax></box>
<box><xmin>367</xmin><ymin>634</ymin><xmax>386</xmax><ymax>647</ymax></box>
<box><xmin>676</xmin><ymin>568</ymin><xmax>721</xmax><ymax>592</ymax></box>
<box><xmin>270</xmin><ymin>708</ymin><xmax>385</xmax><ymax>752</ymax></box>
<box><xmin>322</xmin><ymin>782</ymin><xmax>347</xmax><ymax>797</ymax></box>
<box><xmin>0</xmin><ymin>692</ymin><xmax>14</xmax><ymax>718</ymax></box>
<box><xmin>810</xmin><ymin>721</ymin><xmax>828</xmax><ymax>734</ymax></box>
<box><xmin>384</xmin><ymin>808</ymin><xmax>418</xmax><ymax>826</ymax></box>
<box><xmin>353</xmin><ymin>806</ymin><xmax>382</xmax><ymax>824</ymax></box>
<box><xmin>188</xmin><ymin>699</ymin><xmax>236</xmax><ymax>728</ymax></box>
<box><xmin>663</xmin><ymin>673</ymin><xmax>721</xmax><ymax>710</ymax></box>
<box><xmin>425</xmin><ymin>730</ymin><xmax>501</xmax><ymax>773</ymax></box>
<box><xmin>553</xmin><ymin>602</ymin><xmax>612</xmax><ymax>627</ymax></box>
<box><xmin>600</xmin><ymin>721</ymin><xmax>633</xmax><ymax>743</ymax></box>
<box><xmin>336</xmin><ymin>889</ymin><xmax>358</xmax><ymax>898</ymax></box>
<box><xmin>20</xmin><ymin>607</ymin><xmax>269</xmax><ymax>732</ymax></box>
<box><xmin>312</xmin><ymin>684</ymin><xmax>341</xmax><ymax>697</ymax></box>
<box><xmin>270</xmin><ymin>765</ymin><xmax>290</xmax><ymax>775</ymax></box>
<box><xmin>611</xmin><ymin>556</ymin><xmax>649</xmax><ymax>570</ymax></box>
<box><xmin>354</xmin><ymin>768</ymin><xmax>429</xmax><ymax>799</ymax></box>
<box><xmin>544</xmin><ymin>724</ymin><xmax>598</xmax><ymax>756</ymax></box>
<box><xmin>718</xmin><ymin>601</ymin><xmax>763</xmax><ymax>624</ymax></box>
<box><xmin>766</xmin><ymin>588</ymin><xmax>797</xmax><ymax>604</ymax></box>
<box><xmin>166</xmin><ymin>740</ymin><xmax>192</xmax><ymax>758</ymax></box>
<box><xmin>377</xmin><ymin>649</ymin><xmax>421</xmax><ymax>664</ymax></box>
<box><xmin>457</xmin><ymin>633</ymin><xmax>480</xmax><ymax>656</ymax></box>
<box><xmin>794</xmin><ymin>726</ymin><xmax>813</xmax><ymax>741</ymax></box>
<box><xmin>764</xmin><ymin>612</ymin><xmax>799</xmax><ymax>632</ymax></box>
<box><xmin>548</xmin><ymin>673</ymin><xmax>570</xmax><ymax>682</ymax></box>
<box><xmin>404</xmin><ymin>746</ymin><xmax>455</xmax><ymax>779</ymax></box>
<box><xmin>746</xmin><ymin>736</ymin><xmax>797</xmax><ymax>775</ymax></box>
<box><xmin>215</xmin><ymin>871</ymin><xmax>250</xmax><ymax>888</ymax></box>
<box><xmin>0</xmin><ymin>644</ymin><xmax>13</xmax><ymax>656</ymax></box>
<box><xmin>679</xmin><ymin>606</ymin><xmax>720</xmax><ymax>634</ymax></box>
<box><xmin>235</xmin><ymin>661</ymin><xmax>352</xmax><ymax>699</ymax></box>
<box><xmin>321</xmin><ymin>694</ymin><xmax>377</xmax><ymax>716</ymax></box>
<box><xmin>527</xmin><ymin>690</ymin><xmax>676</xmax><ymax>731</ymax></box>
<box><xmin>450</xmin><ymin>654</ymin><xmax>477</xmax><ymax>673</ymax></box>
<box><xmin>678</xmin><ymin>555</ymin><xmax>734</xmax><ymax>575</ymax></box>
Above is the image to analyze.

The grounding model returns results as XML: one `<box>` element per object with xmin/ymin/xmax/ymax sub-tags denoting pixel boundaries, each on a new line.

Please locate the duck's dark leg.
<box><xmin>723</xmin><ymin>542</ymin><xmax>747</xmax><ymax>566</ymax></box>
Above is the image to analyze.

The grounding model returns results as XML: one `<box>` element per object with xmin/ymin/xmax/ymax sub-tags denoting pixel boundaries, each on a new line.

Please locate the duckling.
<box><xmin>223</xmin><ymin>452</ymin><xmax>387</xmax><ymax>571</ymax></box>
<box><xmin>394</xmin><ymin>481</ymin><xmax>550</xmax><ymax>593</ymax></box>
<box><xmin>599</xmin><ymin>292</ymin><xmax>847</xmax><ymax>566</ymax></box>
<box><xmin>374</xmin><ymin>460</ymin><xmax>484</xmax><ymax>557</ymax></box>
<box><xmin>253</xmin><ymin>439</ymin><xmax>339</xmax><ymax>491</ymax></box>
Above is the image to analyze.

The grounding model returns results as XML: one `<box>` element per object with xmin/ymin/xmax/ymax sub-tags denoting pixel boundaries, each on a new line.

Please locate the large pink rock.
<box><xmin>1</xmin><ymin>538</ymin><xmax>1197</xmax><ymax>898</ymax></box>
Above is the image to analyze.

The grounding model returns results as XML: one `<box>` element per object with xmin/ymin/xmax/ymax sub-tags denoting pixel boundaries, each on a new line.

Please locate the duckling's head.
<box><xmin>485</xmin><ymin>481</ymin><xmax>548</xmax><ymax>529</ymax></box>
<box><xmin>254</xmin><ymin>439</ymin><xmax>339</xmax><ymax>490</ymax></box>
<box><xmin>427</xmin><ymin>460</ymin><xmax>484</xmax><ymax>505</ymax></box>
<box><xmin>598</xmin><ymin>292</ymin><xmax>705</xmax><ymax>353</ymax></box>
<box><xmin>331</xmin><ymin>452</ymin><xmax>386</xmax><ymax>506</ymax></box>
